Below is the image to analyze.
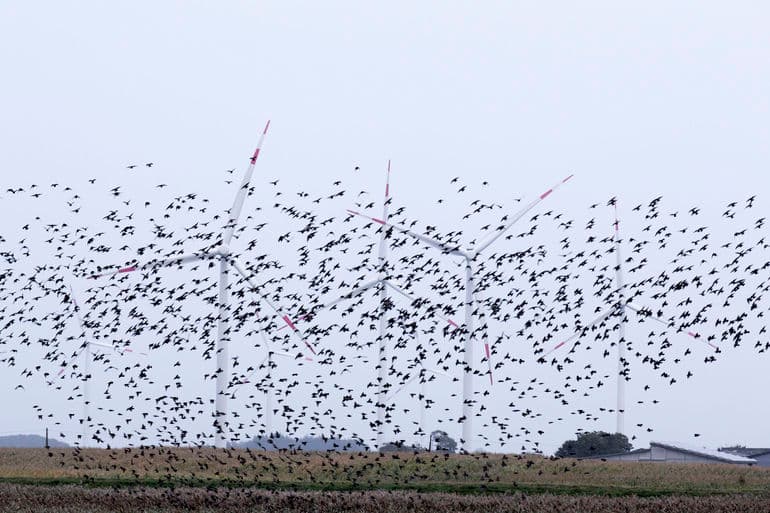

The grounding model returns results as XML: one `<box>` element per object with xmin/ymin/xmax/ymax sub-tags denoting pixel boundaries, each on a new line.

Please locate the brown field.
<box><xmin>2</xmin><ymin>448</ymin><xmax>770</xmax><ymax>494</ymax></box>
<box><xmin>2</xmin><ymin>448</ymin><xmax>770</xmax><ymax>511</ymax></box>
<box><xmin>1</xmin><ymin>485</ymin><xmax>770</xmax><ymax>513</ymax></box>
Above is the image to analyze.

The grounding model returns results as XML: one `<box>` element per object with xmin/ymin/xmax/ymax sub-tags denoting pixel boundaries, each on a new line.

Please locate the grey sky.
<box><xmin>1</xmin><ymin>2</ymin><xmax>769</xmax><ymax>453</ymax></box>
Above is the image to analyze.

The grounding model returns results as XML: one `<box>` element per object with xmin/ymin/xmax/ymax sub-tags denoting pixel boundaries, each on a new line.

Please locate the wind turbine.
<box><xmin>383</xmin><ymin>320</ymin><xmax>452</xmax><ymax>448</ymax></box>
<box><xmin>88</xmin><ymin>121</ymin><xmax>311</xmax><ymax>448</ymax></box>
<box><xmin>51</xmin><ymin>283</ymin><xmax>140</xmax><ymax>446</ymax></box>
<box><xmin>539</xmin><ymin>199</ymin><xmax>714</xmax><ymax>435</ymax></box>
<box><xmin>347</xmin><ymin>174</ymin><xmax>573</xmax><ymax>452</ymax></box>
<box><xmin>282</xmin><ymin>161</ymin><xmax>460</xmax><ymax>448</ymax></box>
<box><xmin>233</xmin><ymin>330</ymin><xmax>310</xmax><ymax>440</ymax></box>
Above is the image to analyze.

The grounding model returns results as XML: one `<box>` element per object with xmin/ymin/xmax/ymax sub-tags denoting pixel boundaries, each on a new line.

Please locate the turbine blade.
<box><xmin>120</xmin><ymin>346</ymin><xmax>148</xmax><ymax>356</ymax></box>
<box><xmin>276</xmin><ymin>278</ymin><xmax>383</xmax><ymax>331</ymax></box>
<box><xmin>384</xmin><ymin>372</ymin><xmax>422</xmax><ymax>403</ymax></box>
<box><xmin>69</xmin><ymin>284</ymin><xmax>132</xmax><ymax>353</ymax></box>
<box><xmin>48</xmin><ymin>343</ymin><xmax>89</xmax><ymax>385</ymax></box>
<box><xmin>384</xmin><ymin>280</ymin><xmax>460</xmax><ymax>331</ymax></box>
<box><xmin>686</xmin><ymin>330</ymin><xmax>719</xmax><ymax>350</ymax></box>
<box><xmin>423</xmin><ymin>367</ymin><xmax>450</xmax><ymax>378</ymax></box>
<box><xmin>322</xmin><ymin>278</ymin><xmax>382</xmax><ymax>309</ymax></box>
<box><xmin>625</xmin><ymin>302</ymin><xmax>670</xmax><ymax>327</ymax></box>
<box><xmin>473</xmin><ymin>174</ymin><xmax>574</xmax><ymax>256</ymax></box>
<box><xmin>87</xmin><ymin>341</ymin><xmax>121</xmax><ymax>351</ymax></box>
<box><xmin>625</xmin><ymin>303</ymin><xmax>718</xmax><ymax>351</ymax></box>
<box><xmin>346</xmin><ymin>209</ymin><xmax>465</xmax><ymax>256</ymax></box>
<box><xmin>473</xmin><ymin>290</ymin><xmax>494</xmax><ymax>386</ymax></box>
<box><xmin>68</xmin><ymin>285</ymin><xmax>90</xmax><ymax>335</ymax></box>
<box><xmin>229</xmin><ymin>259</ymin><xmax>317</xmax><ymax>355</ymax></box>
<box><xmin>87</xmin><ymin>252</ymin><xmax>214</xmax><ymax>280</ymax></box>
<box><xmin>541</xmin><ymin>303</ymin><xmax>618</xmax><ymax>359</ymax></box>
<box><xmin>223</xmin><ymin>120</ymin><xmax>270</xmax><ymax>246</ymax></box>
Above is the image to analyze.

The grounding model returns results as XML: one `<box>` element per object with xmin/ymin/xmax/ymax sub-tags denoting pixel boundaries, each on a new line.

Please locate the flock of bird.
<box><xmin>0</xmin><ymin>153</ymin><xmax>767</xmax><ymax>460</ymax></box>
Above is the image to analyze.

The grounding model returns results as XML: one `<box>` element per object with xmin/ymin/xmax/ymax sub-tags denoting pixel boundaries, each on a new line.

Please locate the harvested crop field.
<box><xmin>2</xmin><ymin>485</ymin><xmax>770</xmax><ymax>513</ymax></box>
<box><xmin>3</xmin><ymin>448</ymin><xmax>770</xmax><ymax>496</ymax></box>
<box><xmin>3</xmin><ymin>449</ymin><xmax>770</xmax><ymax>511</ymax></box>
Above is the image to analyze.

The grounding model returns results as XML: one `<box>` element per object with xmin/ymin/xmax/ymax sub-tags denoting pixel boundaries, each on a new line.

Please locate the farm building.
<box><xmin>719</xmin><ymin>447</ymin><xmax>770</xmax><ymax>467</ymax></box>
<box><xmin>588</xmin><ymin>441</ymin><xmax>757</xmax><ymax>465</ymax></box>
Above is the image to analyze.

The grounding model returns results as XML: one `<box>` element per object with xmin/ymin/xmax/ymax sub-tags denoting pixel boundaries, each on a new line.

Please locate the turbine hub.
<box><xmin>218</xmin><ymin>244</ymin><xmax>231</xmax><ymax>257</ymax></box>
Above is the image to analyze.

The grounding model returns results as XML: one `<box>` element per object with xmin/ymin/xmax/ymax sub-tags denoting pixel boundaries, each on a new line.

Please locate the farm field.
<box><xmin>2</xmin><ymin>448</ymin><xmax>770</xmax><ymax>511</ymax></box>
<box><xmin>2</xmin><ymin>485</ymin><xmax>770</xmax><ymax>513</ymax></box>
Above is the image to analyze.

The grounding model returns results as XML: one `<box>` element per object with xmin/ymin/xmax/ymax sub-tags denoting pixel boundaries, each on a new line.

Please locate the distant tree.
<box><xmin>0</xmin><ymin>434</ymin><xmax>68</xmax><ymax>448</ymax></box>
<box><xmin>429</xmin><ymin>430</ymin><xmax>457</xmax><ymax>453</ymax></box>
<box><xmin>379</xmin><ymin>440</ymin><xmax>423</xmax><ymax>452</ymax></box>
<box><xmin>555</xmin><ymin>431</ymin><xmax>632</xmax><ymax>458</ymax></box>
<box><xmin>233</xmin><ymin>433</ymin><xmax>368</xmax><ymax>452</ymax></box>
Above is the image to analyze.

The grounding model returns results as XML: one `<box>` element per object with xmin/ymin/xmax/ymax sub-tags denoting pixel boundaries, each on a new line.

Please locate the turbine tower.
<box><xmin>376</xmin><ymin>160</ymin><xmax>391</xmax><ymax>448</ymax></box>
<box><xmin>612</xmin><ymin>200</ymin><xmax>627</xmax><ymax>434</ymax></box>
<box><xmin>347</xmin><ymin>174</ymin><xmax>573</xmax><ymax>451</ymax></box>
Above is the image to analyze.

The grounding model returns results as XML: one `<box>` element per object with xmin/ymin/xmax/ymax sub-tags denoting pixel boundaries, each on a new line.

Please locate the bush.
<box><xmin>555</xmin><ymin>431</ymin><xmax>632</xmax><ymax>458</ymax></box>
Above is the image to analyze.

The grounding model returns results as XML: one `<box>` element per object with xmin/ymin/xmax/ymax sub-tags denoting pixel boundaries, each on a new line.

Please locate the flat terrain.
<box><xmin>3</xmin><ymin>485</ymin><xmax>770</xmax><ymax>513</ymax></box>
<box><xmin>2</xmin><ymin>448</ymin><xmax>770</xmax><ymax>512</ymax></box>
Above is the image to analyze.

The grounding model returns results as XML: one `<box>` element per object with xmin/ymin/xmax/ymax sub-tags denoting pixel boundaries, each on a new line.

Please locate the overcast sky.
<box><xmin>1</xmin><ymin>2</ymin><xmax>769</xmax><ymax>454</ymax></box>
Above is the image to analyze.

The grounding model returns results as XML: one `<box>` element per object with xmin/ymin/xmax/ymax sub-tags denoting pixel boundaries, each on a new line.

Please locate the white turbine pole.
<box><xmin>263</xmin><ymin>349</ymin><xmax>294</xmax><ymax>440</ymax></box>
<box><xmin>376</xmin><ymin>161</ymin><xmax>391</xmax><ymax>449</ymax></box>
<box><xmin>462</xmin><ymin>257</ymin><xmax>474</xmax><ymax>452</ymax></box>
<box><xmin>265</xmin><ymin>351</ymin><xmax>273</xmax><ymax>438</ymax></box>
<box><xmin>419</xmin><ymin>368</ymin><xmax>427</xmax><ymax>446</ymax></box>
<box><xmin>83</xmin><ymin>340</ymin><xmax>90</xmax><ymax>446</ymax></box>
<box><xmin>214</xmin><ymin>257</ymin><xmax>230</xmax><ymax>448</ymax></box>
<box><xmin>613</xmin><ymin>201</ymin><xmax>626</xmax><ymax>436</ymax></box>
<box><xmin>67</xmin><ymin>284</ymin><xmax>91</xmax><ymax>447</ymax></box>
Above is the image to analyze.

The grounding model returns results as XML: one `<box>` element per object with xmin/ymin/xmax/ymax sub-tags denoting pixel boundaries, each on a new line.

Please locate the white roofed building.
<box><xmin>587</xmin><ymin>441</ymin><xmax>757</xmax><ymax>465</ymax></box>
<box><xmin>719</xmin><ymin>447</ymin><xmax>770</xmax><ymax>467</ymax></box>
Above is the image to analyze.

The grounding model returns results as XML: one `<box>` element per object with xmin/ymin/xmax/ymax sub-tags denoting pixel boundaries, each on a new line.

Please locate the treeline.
<box><xmin>232</xmin><ymin>433</ymin><xmax>369</xmax><ymax>452</ymax></box>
